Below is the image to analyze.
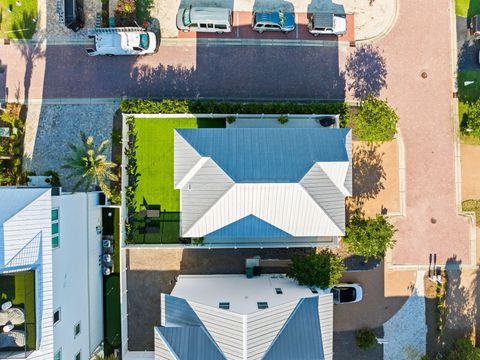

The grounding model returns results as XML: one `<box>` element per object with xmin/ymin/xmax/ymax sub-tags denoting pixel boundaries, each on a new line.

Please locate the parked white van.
<box><xmin>176</xmin><ymin>6</ymin><xmax>232</xmax><ymax>34</ymax></box>
<box><xmin>307</xmin><ymin>12</ymin><xmax>346</xmax><ymax>36</ymax></box>
<box><xmin>85</xmin><ymin>27</ymin><xmax>157</xmax><ymax>56</ymax></box>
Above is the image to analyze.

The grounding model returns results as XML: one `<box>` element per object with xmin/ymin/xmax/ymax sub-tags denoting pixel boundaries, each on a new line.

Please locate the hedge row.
<box><xmin>120</xmin><ymin>99</ymin><xmax>349</xmax><ymax>126</ymax></box>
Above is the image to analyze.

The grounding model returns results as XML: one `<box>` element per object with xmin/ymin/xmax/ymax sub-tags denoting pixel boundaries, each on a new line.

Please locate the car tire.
<box><xmin>106</xmin><ymin>54</ymin><xmax>114</xmax><ymax>57</ymax></box>
<box><xmin>313</xmin><ymin>33</ymin><xmax>319</xmax><ymax>37</ymax></box>
<box><xmin>216</xmin><ymin>31</ymin><xmax>224</xmax><ymax>34</ymax></box>
<box><xmin>182</xmin><ymin>29</ymin><xmax>189</xmax><ymax>33</ymax></box>
<box><xmin>258</xmin><ymin>30</ymin><xmax>264</xmax><ymax>33</ymax></box>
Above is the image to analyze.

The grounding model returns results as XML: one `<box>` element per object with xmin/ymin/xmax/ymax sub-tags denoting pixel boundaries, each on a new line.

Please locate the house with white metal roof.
<box><xmin>174</xmin><ymin>128</ymin><xmax>352</xmax><ymax>247</ymax></box>
<box><xmin>0</xmin><ymin>187</ymin><xmax>105</xmax><ymax>359</ymax></box>
<box><xmin>155</xmin><ymin>274</ymin><xmax>333</xmax><ymax>360</ymax></box>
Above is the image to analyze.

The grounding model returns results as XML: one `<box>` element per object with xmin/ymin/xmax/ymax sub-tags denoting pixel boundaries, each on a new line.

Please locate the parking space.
<box><xmin>177</xmin><ymin>11</ymin><xmax>355</xmax><ymax>41</ymax></box>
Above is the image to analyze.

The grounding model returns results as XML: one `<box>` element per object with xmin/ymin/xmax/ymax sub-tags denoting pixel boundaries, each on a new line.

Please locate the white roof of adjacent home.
<box><xmin>174</xmin><ymin>128</ymin><xmax>352</xmax><ymax>240</ymax></box>
<box><xmin>157</xmin><ymin>275</ymin><xmax>333</xmax><ymax>360</ymax></box>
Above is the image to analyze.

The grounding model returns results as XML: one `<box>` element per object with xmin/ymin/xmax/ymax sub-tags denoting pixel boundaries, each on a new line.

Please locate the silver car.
<box><xmin>176</xmin><ymin>6</ymin><xmax>232</xmax><ymax>34</ymax></box>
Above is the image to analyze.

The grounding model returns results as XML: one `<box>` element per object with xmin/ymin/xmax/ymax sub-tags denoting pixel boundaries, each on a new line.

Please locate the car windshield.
<box><xmin>183</xmin><ymin>7</ymin><xmax>192</xmax><ymax>26</ymax></box>
<box><xmin>331</xmin><ymin>288</ymin><xmax>340</xmax><ymax>302</ymax></box>
<box><xmin>278</xmin><ymin>11</ymin><xmax>285</xmax><ymax>27</ymax></box>
<box><xmin>139</xmin><ymin>33</ymin><xmax>149</xmax><ymax>49</ymax></box>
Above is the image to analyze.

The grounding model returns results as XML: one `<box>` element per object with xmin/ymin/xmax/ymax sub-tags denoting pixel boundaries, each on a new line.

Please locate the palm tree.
<box><xmin>63</xmin><ymin>131</ymin><xmax>118</xmax><ymax>197</ymax></box>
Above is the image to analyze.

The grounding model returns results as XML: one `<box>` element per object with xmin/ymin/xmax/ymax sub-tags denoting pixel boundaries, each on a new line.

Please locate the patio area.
<box><xmin>0</xmin><ymin>271</ymin><xmax>36</xmax><ymax>356</ymax></box>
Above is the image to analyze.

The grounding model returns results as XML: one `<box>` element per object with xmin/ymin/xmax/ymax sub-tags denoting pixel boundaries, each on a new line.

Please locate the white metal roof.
<box><xmin>174</xmin><ymin>130</ymin><xmax>352</xmax><ymax>238</ymax></box>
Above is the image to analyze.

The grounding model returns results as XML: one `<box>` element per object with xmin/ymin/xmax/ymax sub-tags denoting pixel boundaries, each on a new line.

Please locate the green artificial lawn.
<box><xmin>0</xmin><ymin>0</ymin><xmax>37</xmax><ymax>39</ymax></box>
<box><xmin>134</xmin><ymin>117</ymin><xmax>226</xmax><ymax>212</ymax></box>
<box><xmin>104</xmin><ymin>274</ymin><xmax>121</xmax><ymax>348</ymax></box>
<box><xmin>0</xmin><ymin>271</ymin><xmax>36</xmax><ymax>350</ymax></box>
<box><xmin>458</xmin><ymin>71</ymin><xmax>480</xmax><ymax>144</ymax></box>
<box><xmin>456</xmin><ymin>0</ymin><xmax>480</xmax><ymax>17</ymax></box>
<box><xmin>132</xmin><ymin>212</ymin><xmax>180</xmax><ymax>244</ymax></box>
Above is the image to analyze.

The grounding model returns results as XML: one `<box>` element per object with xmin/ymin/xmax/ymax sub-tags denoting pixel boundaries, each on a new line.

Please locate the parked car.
<box><xmin>308</xmin><ymin>12</ymin><xmax>346</xmax><ymax>36</ymax></box>
<box><xmin>176</xmin><ymin>6</ymin><xmax>232</xmax><ymax>34</ymax></box>
<box><xmin>252</xmin><ymin>11</ymin><xmax>295</xmax><ymax>33</ymax></box>
<box><xmin>330</xmin><ymin>283</ymin><xmax>363</xmax><ymax>304</ymax></box>
<box><xmin>85</xmin><ymin>28</ymin><xmax>157</xmax><ymax>56</ymax></box>
<box><xmin>470</xmin><ymin>14</ymin><xmax>480</xmax><ymax>38</ymax></box>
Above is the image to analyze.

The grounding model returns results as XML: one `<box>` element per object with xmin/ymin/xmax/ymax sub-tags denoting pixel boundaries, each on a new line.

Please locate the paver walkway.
<box><xmin>383</xmin><ymin>271</ymin><xmax>427</xmax><ymax>359</ymax></box>
<box><xmin>370</xmin><ymin>0</ymin><xmax>472</xmax><ymax>266</ymax></box>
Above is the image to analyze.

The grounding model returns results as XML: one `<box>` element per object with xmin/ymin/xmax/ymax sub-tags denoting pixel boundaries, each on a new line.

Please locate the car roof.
<box><xmin>312</xmin><ymin>12</ymin><xmax>334</xmax><ymax>28</ymax></box>
<box><xmin>189</xmin><ymin>7</ymin><xmax>230</xmax><ymax>22</ymax></box>
<box><xmin>254</xmin><ymin>11</ymin><xmax>295</xmax><ymax>27</ymax></box>
<box><xmin>338</xmin><ymin>287</ymin><xmax>356</xmax><ymax>302</ymax></box>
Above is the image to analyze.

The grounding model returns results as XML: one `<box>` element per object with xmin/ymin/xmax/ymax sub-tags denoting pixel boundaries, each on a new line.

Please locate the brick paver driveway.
<box><xmin>371</xmin><ymin>0</ymin><xmax>472</xmax><ymax>266</ymax></box>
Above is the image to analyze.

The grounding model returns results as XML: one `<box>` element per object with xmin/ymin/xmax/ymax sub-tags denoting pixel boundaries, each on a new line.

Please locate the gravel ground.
<box><xmin>24</xmin><ymin>103</ymin><xmax>119</xmax><ymax>191</ymax></box>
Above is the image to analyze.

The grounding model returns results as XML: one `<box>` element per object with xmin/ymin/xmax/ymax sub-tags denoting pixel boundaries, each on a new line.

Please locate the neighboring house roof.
<box><xmin>174</xmin><ymin>128</ymin><xmax>352</xmax><ymax>239</ymax></box>
<box><xmin>156</xmin><ymin>275</ymin><xmax>333</xmax><ymax>360</ymax></box>
<box><xmin>0</xmin><ymin>187</ymin><xmax>50</xmax><ymax>225</ymax></box>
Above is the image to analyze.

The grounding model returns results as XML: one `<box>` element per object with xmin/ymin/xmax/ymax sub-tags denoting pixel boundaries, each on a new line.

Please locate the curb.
<box><xmin>355</xmin><ymin>0</ymin><xmax>400</xmax><ymax>44</ymax></box>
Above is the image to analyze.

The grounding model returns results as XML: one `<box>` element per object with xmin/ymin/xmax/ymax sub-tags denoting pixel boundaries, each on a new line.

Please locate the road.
<box><xmin>0</xmin><ymin>42</ymin><xmax>347</xmax><ymax>101</ymax></box>
<box><xmin>0</xmin><ymin>0</ymin><xmax>473</xmax><ymax>267</ymax></box>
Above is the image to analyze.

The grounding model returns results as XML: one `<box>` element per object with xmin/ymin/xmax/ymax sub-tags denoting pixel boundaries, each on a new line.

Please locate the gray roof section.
<box><xmin>164</xmin><ymin>295</ymin><xmax>203</xmax><ymax>327</ymax></box>
<box><xmin>157</xmin><ymin>326</ymin><xmax>226</xmax><ymax>360</ymax></box>
<box><xmin>263</xmin><ymin>297</ymin><xmax>324</xmax><ymax>360</ymax></box>
<box><xmin>313</xmin><ymin>12</ymin><xmax>334</xmax><ymax>28</ymax></box>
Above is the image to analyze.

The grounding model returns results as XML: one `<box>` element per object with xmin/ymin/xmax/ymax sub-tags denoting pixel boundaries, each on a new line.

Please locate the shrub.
<box><xmin>119</xmin><ymin>100</ymin><xmax>350</xmax><ymax>127</ymax></box>
<box><xmin>462</xmin><ymin>99</ymin><xmax>480</xmax><ymax>138</ymax></box>
<box><xmin>350</xmin><ymin>95</ymin><xmax>398</xmax><ymax>142</ymax></box>
<box><xmin>278</xmin><ymin>115</ymin><xmax>288</xmax><ymax>124</ymax></box>
<box><xmin>226</xmin><ymin>116</ymin><xmax>236</xmax><ymax>124</ymax></box>
<box><xmin>446</xmin><ymin>338</ymin><xmax>480</xmax><ymax>360</ymax></box>
<box><xmin>356</xmin><ymin>329</ymin><xmax>376</xmax><ymax>351</ymax></box>
<box><xmin>287</xmin><ymin>249</ymin><xmax>346</xmax><ymax>289</ymax></box>
<box><xmin>43</xmin><ymin>170</ymin><xmax>61</xmax><ymax>187</ymax></box>
<box><xmin>344</xmin><ymin>209</ymin><xmax>396</xmax><ymax>262</ymax></box>
<box><xmin>462</xmin><ymin>199</ymin><xmax>480</xmax><ymax>222</ymax></box>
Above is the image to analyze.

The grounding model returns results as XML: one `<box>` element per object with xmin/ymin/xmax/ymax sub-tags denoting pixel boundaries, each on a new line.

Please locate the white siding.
<box><xmin>300</xmin><ymin>164</ymin><xmax>347</xmax><ymax>233</ymax></box>
<box><xmin>188</xmin><ymin>301</ymin><xmax>244</xmax><ymax>360</ymax></box>
<box><xmin>184</xmin><ymin>184</ymin><xmax>344</xmax><ymax>238</ymax></box>
<box><xmin>52</xmin><ymin>193</ymin><xmax>103</xmax><ymax>359</ymax></box>
<box><xmin>246</xmin><ymin>300</ymin><xmax>298</xmax><ymax>360</ymax></box>
<box><xmin>154</xmin><ymin>328</ymin><xmax>176</xmax><ymax>360</ymax></box>
<box><xmin>344</xmin><ymin>130</ymin><xmax>353</xmax><ymax>194</ymax></box>
<box><xmin>181</xmin><ymin>159</ymin><xmax>234</xmax><ymax>235</ymax></box>
<box><xmin>1</xmin><ymin>189</ymin><xmax>54</xmax><ymax>360</ymax></box>
<box><xmin>318</xmin><ymin>294</ymin><xmax>333</xmax><ymax>360</ymax></box>
<box><xmin>173</xmin><ymin>130</ymin><xmax>202</xmax><ymax>188</ymax></box>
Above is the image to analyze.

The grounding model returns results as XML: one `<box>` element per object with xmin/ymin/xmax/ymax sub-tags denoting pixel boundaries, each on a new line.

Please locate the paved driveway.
<box><xmin>373</xmin><ymin>0</ymin><xmax>472</xmax><ymax>265</ymax></box>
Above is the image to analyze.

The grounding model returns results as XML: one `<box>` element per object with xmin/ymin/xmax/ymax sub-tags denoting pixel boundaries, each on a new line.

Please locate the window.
<box><xmin>257</xmin><ymin>302</ymin><xmax>268</xmax><ymax>310</ymax></box>
<box><xmin>219</xmin><ymin>302</ymin><xmax>230</xmax><ymax>310</ymax></box>
<box><xmin>53</xmin><ymin>309</ymin><xmax>60</xmax><ymax>325</ymax></box>
<box><xmin>275</xmin><ymin>288</ymin><xmax>283</xmax><ymax>294</ymax></box>
<box><xmin>52</xmin><ymin>208</ymin><xmax>59</xmax><ymax>248</ymax></box>
<box><xmin>75</xmin><ymin>352</ymin><xmax>81</xmax><ymax>360</ymax></box>
<box><xmin>74</xmin><ymin>322</ymin><xmax>81</xmax><ymax>337</ymax></box>
<box><xmin>310</xmin><ymin>287</ymin><xmax>318</xmax><ymax>294</ymax></box>
<box><xmin>216</xmin><ymin>24</ymin><xmax>227</xmax><ymax>29</ymax></box>
<box><xmin>54</xmin><ymin>350</ymin><xmax>61</xmax><ymax>360</ymax></box>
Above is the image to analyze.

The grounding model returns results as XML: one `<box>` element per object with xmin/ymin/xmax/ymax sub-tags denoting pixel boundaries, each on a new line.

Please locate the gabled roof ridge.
<box><xmin>296</xmin><ymin>183</ymin><xmax>344</xmax><ymax>235</ymax></box>
<box><xmin>315</xmin><ymin>161</ymin><xmax>351</xmax><ymax>196</ymax></box>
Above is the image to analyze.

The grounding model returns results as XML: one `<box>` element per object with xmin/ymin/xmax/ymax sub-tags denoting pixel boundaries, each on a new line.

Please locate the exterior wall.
<box><xmin>318</xmin><ymin>293</ymin><xmax>333</xmax><ymax>360</ymax></box>
<box><xmin>154</xmin><ymin>328</ymin><xmax>176</xmax><ymax>360</ymax></box>
<box><xmin>52</xmin><ymin>192</ymin><xmax>103</xmax><ymax>360</ymax></box>
<box><xmin>1</xmin><ymin>189</ymin><xmax>54</xmax><ymax>360</ymax></box>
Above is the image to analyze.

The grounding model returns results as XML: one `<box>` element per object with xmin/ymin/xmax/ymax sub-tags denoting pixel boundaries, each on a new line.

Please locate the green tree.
<box><xmin>446</xmin><ymin>338</ymin><xmax>480</xmax><ymax>360</ymax></box>
<box><xmin>344</xmin><ymin>209</ymin><xmax>396</xmax><ymax>262</ymax></box>
<box><xmin>351</xmin><ymin>95</ymin><xmax>398</xmax><ymax>142</ymax></box>
<box><xmin>63</xmin><ymin>131</ymin><xmax>118</xmax><ymax>197</ymax></box>
<box><xmin>287</xmin><ymin>249</ymin><xmax>346</xmax><ymax>289</ymax></box>
<box><xmin>355</xmin><ymin>328</ymin><xmax>376</xmax><ymax>351</ymax></box>
<box><xmin>462</xmin><ymin>99</ymin><xmax>480</xmax><ymax>138</ymax></box>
